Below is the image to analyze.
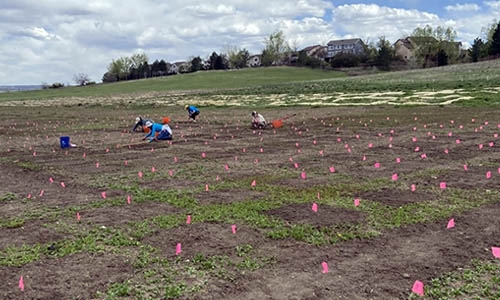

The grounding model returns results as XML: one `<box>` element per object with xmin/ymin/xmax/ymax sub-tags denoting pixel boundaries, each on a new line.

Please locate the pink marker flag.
<box><xmin>392</xmin><ymin>173</ymin><xmax>398</xmax><ymax>181</ymax></box>
<box><xmin>33</xmin><ymin>151</ymin><xmax>36</xmax><ymax>156</ymax></box>
<box><xmin>151</xmin><ymin>167</ymin><xmax>156</xmax><ymax>173</ymax></box>
<box><xmin>463</xmin><ymin>164</ymin><xmax>468</xmax><ymax>171</ymax></box>
<box><xmin>19</xmin><ymin>275</ymin><xmax>24</xmax><ymax>291</ymax></box>
<box><xmin>301</xmin><ymin>172</ymin><xmax>307</xmax><ymax>179</ymax></box>
<box><xmin>354</xmin><ymin>198</ymin><xmax>360</xmax><ymax>207</ymax></box>
<box><xmin>231</xmin><ymin>224</ymin><xmax>237</xmax><ymax>234</ymax></box>
<box><xmin>396</xmin><ymin>157</ymin><xmax>401</xmax><ymax>163</ymax></box>
<box><xmin>124</xmin><ymin>160</ymin><xmax>128</xmax><ymax>166</ymax></box>
<box><xmin>138</xmin><ymin>171</ymin><xmax>143</xmax><ymax>178</ymax></box>
<box><xmin>27</xmin><ymin>193</ymin><xmax>32</xmax><ymax>199</ymax></box>
<box><xmin>175</xmin><ymin>243</ymin><xmax>182</xmax><ymax>255</ymax></box>
<box><xmin>224</xmin><ymin>164</ymin><xmax>229</xmax><ymax>170</ymax></box>
<box><xmin>479</xmin><ymin>144</ymin><xmax>484</xmax><ymax>149</ymax></box>
<box><xmin>411</xmin><ymin>184</ymin><xmax>416</xmax><ymax>192</ymax></box>
<box><xmin>447</xmin><ymin>218</ymin><xmax>455</xmax><ymax>229</ymax></box>
<box><xmin>444</xmin><ymin>149</ymin><xmax>449</xmax><ymax>154</ymax></box>
<box><xmin>202</xmin><ymin>152</ymin><xmax>206</xmax><ymax>158</ymax></box>
<box><xmin>486</xmin><ymin>171</ymin><xmax>492</xmax><ymax>179</ymax></box>
<box><xmin>76</xmin><ymin>212</ymin><xmax>81</xmax><ymax>221</ymax></box>
<box><xmin>412</xmin><ymin>280</ymin><xmax>424</xmax><ymax>296</ymax></box>
<box><xmin>83</xmin><ymin>152</ymin><xmax>86</xmax><ymax>158</ymax></box>
<box><xmin>96</xmin><ymin>162</ymin><xmax>100</xmax><ymax>168</ymax></box>
<box><xmin>329</xmin><ymin>166</ymin><xmax>336</xmax><ymax>173</ymax></box>
<box><xmin>101</xmin><ymin>191</ymin><xmax>107</xmax><ymax>199</ymax></box>
<box><xmin>312</xmin><ymin>202</ymin><xmax>318</xmax><ymax>212</ymax></box>
<box><xmin>205</xmin><ymin>184</ymin><xmax>209</xmax><ymax>192</ymax></box>
<box><xmin>492</xmin><ymin>247</ymin><xmax>500</xmax><ymax>258</ymax></box>
<box><xmin>362</xmin><ymin>155</ymin><xmax>367</xmax><ymax>161</ymax></box>
<box><xmin>186</xmin><ymin>215</ymin><xmax>191</xmax><ymax>224</ymax></box>
<box><xmin>49</xmin><ymin>177</ymin><xmax>54</xmax><ymax>183</ymax></box>
<box><xmin>39</xmin><ymin>190</ymin><xmax>44</xmax><ymax>197</ymax></box>
<box><xmin>169</xmin><ymin>170</ymin><xmax>173</xmax><ymax>176</ymax></box>
<box><xmin>127</xmin><ymin>195</ymin><xmax>131</xmax><ymax>204</ymax></box>
<box><xmin>374</xmin><ymin>162</ymin><xmax>380</xmax><ymax>169</ymax></box>
<box><xmin>60</xmin><ymin>182</ymin><xmax>65</xmax><ymax>188</ymax></box>
<box><xmin>251</xmin><ymin>180</ymin><xmax>256</xmax><ymax>187</ymax></box>
<box><xmin>321</xmin><ymin>261</ymin><xmax>329</xmax><ymax>274</ymax></box>
<box><xmin>440</xmin><ymin>182</ymin><xmax>447</xmax><ymax>189</ymax></box>
<box><xmin>174</xmin><ymin>156</ymin><xmax>178</xmax><ymax>162</ymax></box>
<box><xmin>456</xmin><ymin>139</ymin><xmax>461</xmax><ymax>144</ymax></box>
<box><xmin>294</xmin><ymin>163</ymin><xmax>299</xmax><ymax>169</ymax></box>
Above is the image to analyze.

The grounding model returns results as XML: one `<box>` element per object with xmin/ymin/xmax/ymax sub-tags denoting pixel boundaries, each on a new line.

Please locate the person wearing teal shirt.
<box><xmin>185</xmin><ymin>105</ymin><xmax>200</xmax><ymax>122</ymax></box>
<box><xmin>142</xmin><ymin>121</ymin><xmax>172</xmax><ymax>142</ymax></box>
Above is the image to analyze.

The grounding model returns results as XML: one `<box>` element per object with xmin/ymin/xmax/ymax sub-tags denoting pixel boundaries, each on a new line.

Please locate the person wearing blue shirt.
<box><xmin>142</xmin><ymin>121</ymin><xmax>172</xmax><ymax>142</ymax></box>
<box><xmin>185</xmin><ymin>105</ymin><xmax>200</xmax><ymax>122</ymax></box>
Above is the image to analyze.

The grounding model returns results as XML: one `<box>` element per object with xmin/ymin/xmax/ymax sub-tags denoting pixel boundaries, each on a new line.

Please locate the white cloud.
<box><xmin>332</xmin><ymin>4</ymin><xmax>440</xmax><ymax>42</ymax></box>
<box><xmin>445</xmin><ymin>3</ymin><xmax>480</xmax><ymax>12</ymax></box>
<box><xmin>485</xmin><ymin>1</ymin><xmax>500</xmax><ymax>11</ymax></box>
<box><xmin>0</xmin><ymin>0</ymin><xmax>497</xmax><ymax>85</ymax></box>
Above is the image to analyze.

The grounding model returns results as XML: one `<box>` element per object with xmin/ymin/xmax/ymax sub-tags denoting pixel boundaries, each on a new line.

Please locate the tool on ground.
<box><xmin>271</xmin><ymin>113</ymin><xmax>296</xmax><ymax>128</ymax></box>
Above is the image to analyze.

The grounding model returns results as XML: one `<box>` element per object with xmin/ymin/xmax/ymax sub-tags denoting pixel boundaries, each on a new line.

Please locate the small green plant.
<box><xmin>0</xmin><ymin>192</ymin><xmax>16</xmax><ymax>201</ymax></box>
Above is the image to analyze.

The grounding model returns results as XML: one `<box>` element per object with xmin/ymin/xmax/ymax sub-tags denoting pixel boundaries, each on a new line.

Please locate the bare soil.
<box><xmin>0</xmin><ymin>105</ymin><xmax>499</xmax><ymax>299</ymax></box>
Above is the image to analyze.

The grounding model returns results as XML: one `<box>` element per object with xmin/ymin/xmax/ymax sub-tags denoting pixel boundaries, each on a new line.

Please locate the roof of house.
<box><xmin>327</xmin><ymin>38</ymin><xmax>363</xmax><ymax>46</ymax></box>
<box><xmin>301</xmin><ymin>45</ymin><xmax>323</xmax><ymax>52</ymax></box>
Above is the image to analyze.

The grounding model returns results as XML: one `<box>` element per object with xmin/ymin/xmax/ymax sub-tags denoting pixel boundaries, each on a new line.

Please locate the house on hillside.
<box><xmin>247</xmin><ymin>55</ymin><xmax>261</xmax><ymax>67</ymax></box>
<box><xmin>326</xmin><ymin>38</ymin><xmax>366</xmax><ymax>60</ymax></box>
<box><xmin>169</xmin><ymin>61</ymin><xmax>189</xmax><ymax>74</ymax></box>
<box><xmin>395</xmin><ymin>37</ymin><xmax>463</xmax><ymax>66</ymax></box>
<box><xmin>301</xmin><ymin>45</ymin><xmax>327</xmax><ymax>60</ymax></box>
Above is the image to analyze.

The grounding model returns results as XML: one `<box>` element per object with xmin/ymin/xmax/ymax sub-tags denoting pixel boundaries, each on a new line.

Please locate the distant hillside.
<box><xmin>0</xmin><ymin>67</ymin><xmax>345</xmax><ymax>102</ymax></box>
<box><xmin>0</xmin><ymin>60</ymin><xmax>499</xmax><ymax>107</ymax></box>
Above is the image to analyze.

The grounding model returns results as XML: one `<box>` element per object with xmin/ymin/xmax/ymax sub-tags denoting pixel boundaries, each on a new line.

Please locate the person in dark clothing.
<box><xmin>132</xmin><ymin>116</ymin><xmax>154</xmax><ymax>132</ymax></box>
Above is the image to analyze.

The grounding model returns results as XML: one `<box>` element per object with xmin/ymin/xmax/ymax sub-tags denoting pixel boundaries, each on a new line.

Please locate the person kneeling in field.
<box><xmin>251</xmin><ymin>111</ymin><xmax>267</xmax><ymax>129</ymax></box>
<box><xmin>185</xmin><ymin>104</ymin><xmax>200</xmax><ymax>122</ymax></box>
<box><xmin>142</xmin><ymin>121</ymin><xmax>172</xmax><ymax>142</ymax></box>
<box><xmin>132</xmin><ymin>116</ymin><xmax>154</xmax><ymax>132</ymax></box>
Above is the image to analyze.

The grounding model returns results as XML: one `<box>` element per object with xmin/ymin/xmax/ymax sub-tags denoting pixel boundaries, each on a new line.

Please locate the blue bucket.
<box><xmin>60</xmin><ymin>136</ymin><xmax>70</xmax><ymax>148</ymax></box>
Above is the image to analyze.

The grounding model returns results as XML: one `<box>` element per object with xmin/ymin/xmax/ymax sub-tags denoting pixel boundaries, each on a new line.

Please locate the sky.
<box><xmin>0</xmin><ymin>0</ymin><xmax>499</xmax><ymax>85</ymax></box>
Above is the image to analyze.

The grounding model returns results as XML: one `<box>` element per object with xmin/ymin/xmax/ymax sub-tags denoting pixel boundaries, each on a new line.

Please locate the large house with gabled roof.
<box><xmin>326</xmin><ymin>38</ymin><xmax>366</xmax><ymax>60</ymax></box>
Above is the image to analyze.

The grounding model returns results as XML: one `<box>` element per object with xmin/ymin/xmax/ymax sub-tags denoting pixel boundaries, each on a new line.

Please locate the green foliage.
<box><xmin>375</xmin><ymin>36</ymin><xmax>394</xmax><ymax>70</ymax></box>
<box><xmin>106</xmin><ymin>281</ymin><xmax>131</xmax><ymax>299</ymax></box>
<box><xmin>0</xmin><ymin>192</ymin><xmax>16</xmax><ymax>201</ymax></box>
<box><xmin>425</xmin><ymin>259</ymin><xmax>500</xmax><ymax>299</ymax></box>
<box><xmin>330</xmin><ymin>52</ymin><xmax>360</xmax><ymax>68</ymax></box>
<box><xmin>489</xmin><ymin>21</ymin><xmax>500</xmax><ymax>56</ymax></box>
<box><xmin>262</xmin><ymin>30</ymin><xmax>291</xmax><ymax>66</ymax></box>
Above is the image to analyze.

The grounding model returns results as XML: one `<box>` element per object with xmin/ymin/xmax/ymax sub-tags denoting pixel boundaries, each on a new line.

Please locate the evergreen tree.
<box><xmin>469</xmin><ymin>38</ymin><xmax>484</xmax><ymax>62</ymax></box>
<box><xmin>489</xmin><ymin>21</ymin><xmax>500</xmax><ymax>56</ymax></box>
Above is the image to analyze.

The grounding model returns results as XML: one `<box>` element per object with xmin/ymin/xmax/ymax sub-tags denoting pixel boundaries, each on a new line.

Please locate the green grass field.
<box><xmin>1</xmin><ymin>59</ymin><xmax>499</xmax><ymax>106</ymax></box>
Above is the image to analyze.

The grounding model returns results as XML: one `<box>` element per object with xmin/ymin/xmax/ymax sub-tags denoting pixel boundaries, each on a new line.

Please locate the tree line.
<box><xmin>70</xmin><ymin>20</ymin><xmax>500</xmax><ymax>85</ymax></box>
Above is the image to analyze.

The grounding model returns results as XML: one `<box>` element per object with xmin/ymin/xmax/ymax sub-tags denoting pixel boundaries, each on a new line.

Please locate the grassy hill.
<box><xmin>1</xmin><ymin>60</ymin><xmax>500</xmax><ymax>106</ymax></box>
<box><xmin>0</xmin><ymin>67</ymin><xmax>345</xmax><ymax>102</ymax></box>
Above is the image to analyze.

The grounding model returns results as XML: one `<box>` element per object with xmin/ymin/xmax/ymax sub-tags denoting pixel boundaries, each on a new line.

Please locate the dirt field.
<box><xmin>0</xmin><ymin>104</ymin><xmax>499</xmax><ymax>299</ymax></box>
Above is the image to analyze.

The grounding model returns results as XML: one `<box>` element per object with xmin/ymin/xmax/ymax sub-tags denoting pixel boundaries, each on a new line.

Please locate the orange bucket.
<box><xmin>272</xmin><ymin>119</ymin><xmax>283</xmax><ymax>128</ymax></box>
<box><xmin>144</xmin><ymin>127</ymin><xmax>151</xmax><ymax>133</ymax></box>
<box><xmin>162</xmin><ymin>117</ymin><xmax>170</xmax><ymax>124</ymax></box>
